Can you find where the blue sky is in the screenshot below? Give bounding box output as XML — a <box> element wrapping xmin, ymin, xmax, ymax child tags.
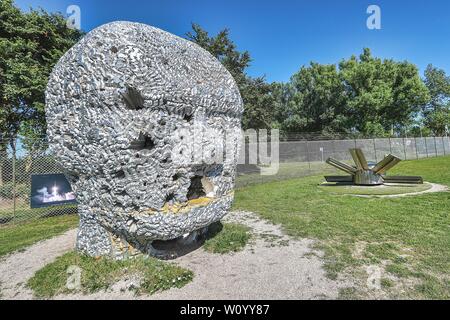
<box><xmin>14</xmin><ymin>0</ymin><xmax>450</xmax><ymax>83</ymax></box>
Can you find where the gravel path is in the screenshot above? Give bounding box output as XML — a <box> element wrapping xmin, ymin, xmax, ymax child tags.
<box><xmin>0</xmin><ymin>212</ymin><xmax>349</xmax><ymax>300</ymax></box>
<box><xmin>0</xmin><ymin>229</ymin><xmax>77</xmax><ymax>300</ymax></box>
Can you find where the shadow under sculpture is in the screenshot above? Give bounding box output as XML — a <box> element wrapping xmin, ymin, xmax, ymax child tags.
<box><xmin>45</xmin><ymin>22</ymin><xmax>243</xmax><ymax>259</ymax></box>
<box><xmin>325</xmin><ymin>148</ymin><xmax>423</xmax><ymax>186</ymax></box>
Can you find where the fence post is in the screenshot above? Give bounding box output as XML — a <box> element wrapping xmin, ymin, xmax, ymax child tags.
<box><xmin>434</xmin><ymin>136</ymin><xmax>438</xmax><ymax>157</ymax></box>
<box><xmin>305</xmin><ymin>140</ymin><xmax>311</xmax><ymax>174</ymax></box>
<box><xmin>402</xmin><ymin>137</ymin><xmax>407</xmax><ymax>160</ymax></box>
<box><xmin>443</xmin><ymin>136</ymin><xmax>447</xmax><ymax>156</ymax></box>
<box><xmin>414</xmin><ymin>137</ymin><xmax>419</xmax><ymax>160</ymax></box>
<box><xmin>388</xmin><ymin>137</ymin><xmax>392</xmax><ymax>154</ymax></box>
<box><xmin>373</xmin><ymin>138</ymin><xmax>377</xmax><ymax>163</ymax></box>
<box><xmin>12</xmin><ymin>139</ymin><xmax>17</xmax><ymax>223</ymax></box>
<box><xmin>331</xmin><ymin>139</ymin><xmax>336</xmax><ymax>158</ymax></box>
<box><xmin>425</xmin><ymin>137</ymin><xmax>429</xmax><ymax>158</ymax></box>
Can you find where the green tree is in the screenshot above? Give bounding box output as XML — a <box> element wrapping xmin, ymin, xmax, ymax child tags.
<box><xmin>424</xmin><ymin>109</ymin><xmax>450</xmax><ymax>136</ymax></box>
<box><xmin>0</xmin><ymin>0</ymin><xmax>83</xmax><ymax>183</ymax></box>
<box><xmin>274</xmin><ymin>49</ymin><xmax>429</xmax><ymax>137</ymax></box>
<box><xmin>275</xmin><ymin>63</ymin><xmax>348</xmax><ymax>135</ymax></box>
<box><xmin>186</xmin><ymin>24</ymin><xmax>250</xmax><ymax>87</ymax></box>
<box><xmin>240</xmin><ymin>77</ymin><xmax>277</xmax><ymax>129</ymax></box>
<box><xmin>339</xmin><ymin>48</ymin><xmax>429</xmax><ymax>136</ymax></box>
<box><xmin>0</xmin><ymin>0</ymin><xmax>83</xmax><ymax>142</ymax></box>
<box><xmin>186</xmin><ymin>23</ymin><xmax>275</xmax><ymax>129</ymax></box>
<box><xmin>423</xmin><ymin>64</ymin><xmax>450</xmax><ymax>135</ymax></box>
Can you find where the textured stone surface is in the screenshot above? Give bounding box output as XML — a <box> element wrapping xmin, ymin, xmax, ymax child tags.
<box><xmin>45</xmin><ymin>21</ymin><xmax>243</xmax><ymax>258</ymax></box>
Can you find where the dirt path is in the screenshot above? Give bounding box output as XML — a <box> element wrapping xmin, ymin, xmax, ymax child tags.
<box><xmin>150</xmin><ymin>211</ymin><xmax>350</xmax><ymax>300</ymax></box>
<box><xmin>0</xmin><ymin>229</ymin><xmax>77</xmax><ymax>300</ymax></box>
<box><xmin>0</xmin><ymin>212</ymin><xmax>350</xmax><ymax>300</ymax></box>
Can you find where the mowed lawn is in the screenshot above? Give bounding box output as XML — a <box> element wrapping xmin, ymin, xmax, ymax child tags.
<box><xmin>0</xmin><ymin>214</ymin><xmax>79</xmax><ymax>257</ymax></box>
<box><xmin>1</xmin><ymin>156</ymin><xmax>448</xmax><ymax>299</ymax></box>
<box><xmin>233</xmin><ymin>155</ymin><xmax>450</xmax><ymax>299</ymax></box>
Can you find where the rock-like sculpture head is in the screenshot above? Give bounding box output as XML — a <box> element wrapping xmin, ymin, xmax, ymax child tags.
<box><xmin>45</xmin><ymin>22</ymin><xmax>243</xmax><ymax>258</ymax></box>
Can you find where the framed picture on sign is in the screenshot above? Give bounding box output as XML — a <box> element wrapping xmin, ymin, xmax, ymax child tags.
<box><xmin>30</xmin><ymin>173</ymin><xmax>77</xmax><ymax>209</ymax></box>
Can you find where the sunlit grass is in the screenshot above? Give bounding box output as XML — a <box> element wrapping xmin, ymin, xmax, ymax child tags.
<box><xmin>203</xmin><ymin>222</ymin><xmax>251</xmax><ymax>254</ymax></box>
<box><xmin>27</xmin><ymin>251</ymin><xmax>193</xmax><ymax>298</ymax></box>
<box><xmin>233</xmin><ymin>156</ymin><xmax>450</xmax><ymax>299</ymax></box>
<box><xmin>0</xmin><ymin>214</ymin><xmax>78</xmax><ymax>257</ymax></box>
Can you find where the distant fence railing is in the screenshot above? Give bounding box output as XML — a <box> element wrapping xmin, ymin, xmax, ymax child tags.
<box><xmin>1</xmin><ymin>135</ymin><xmax>449</xmax><ymax>225</ymax></box>
<box><xmin>236</xmin><ymin>135</ymin><xmax>450</xmax><ymax>186</ymax></box>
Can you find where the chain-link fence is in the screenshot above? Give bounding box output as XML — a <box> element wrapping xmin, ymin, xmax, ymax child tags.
<box><xmin>0</xmin><ymin>138</ymin><xmax>77</xmax><ymax>225</ymax></box>
<box><xmin>235</xmin><ymin>135</ymin><xmax>450</xmax><ymax>187</ymax></box>
<box><xmin>1</xmin><ymin>135</ymin><xmax>449</xmax><ymax>225</ymax></box>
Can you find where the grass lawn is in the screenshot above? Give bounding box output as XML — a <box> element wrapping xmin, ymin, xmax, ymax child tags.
<box><xmin>0</xmin><ymin>214</ymin><xmax>78</xmax><ymax>257</ymax></box>
<box><xmin>27</xmin><ymin>251</ymin><xmax>193</xmax><ymax>298</ymax></box>
<box><xmin>233</xmin><ymin>155</ymin><xmax>450</xmax><ymax>299</ymax></box>
<box><xmin>236</xmin><ymin>161</ymin><xmax>339</xmax><ymax>187</ymax></box>
<box><xmin>203</xmin><ymin>222</ymin><xmax>251</xmax><ymax>254</ymax></box>
<box><xmin>0</xmin><ymin>204</ymin><xmax>77</xmax><ymax>223</ymax></box>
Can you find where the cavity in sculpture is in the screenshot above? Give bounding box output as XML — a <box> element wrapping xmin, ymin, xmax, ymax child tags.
<box><xmin>45</xmin><ymin>22</ymin><xmax>243</xmax><ymax>258</ymax></box>
<box><xmin>325</xmin><ymin>148</ymin><xmax>423</xmax><ymax>185</ymax></box>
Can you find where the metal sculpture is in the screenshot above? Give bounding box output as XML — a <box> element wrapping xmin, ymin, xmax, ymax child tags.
<box><xmin>325</xmin><ymin>148</ymin><xmax>423</xmax><ymax>185</ymax></box>
<box><xmin>45</xmin><ymin>22</ymin><xmax>243</xmax><ymax>259</ymax></box>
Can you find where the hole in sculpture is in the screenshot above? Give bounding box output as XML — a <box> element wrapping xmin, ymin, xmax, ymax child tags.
<box><xmin>166</xmin><ymin>193</ymin><xmax>175</xmax><ymax>203</ymax></box>
<box><xmin>173</xmin><ymin>173</ymin><xmax>182</xmax><ymax>181</ymax></box>
<box><xmin>114</xmin><ymin>170</ymin><xmax>125</xmax><ymax>179</ymax></box>
<box><xmin>187</xmin><ymin>176</ymin><xmax>206</xmax><ymax>200</ymax></box>
<box><xmin>130</xmin><ymin>133</ymin><xmax>155</xmax><ymax>151</ymax></box>
<box><xmin>143</xmin><ymin>136</ymin><xmax>155</xmax><ymax>149</ymax></box>
<box><xmin>121</xmin><ymin>86</ymin><xmax>144</xmax><ymax>110</ymax></box>
<box><xmin>183</xmin><ymin>113</ymin><xmax>193</xmax><ymax>123</ymax></box>
<box><xmin>201</xmin><ymin>177</ymin><xmax>214</xmax><ymax>196</ymax></box>
<box><xmin>162</xmin><ymin>155</ymin><xmax>170</xmax><ymax>164</ymax></box>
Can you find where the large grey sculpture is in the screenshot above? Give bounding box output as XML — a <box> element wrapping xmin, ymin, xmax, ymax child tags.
<box><xmin>45</xmin><ymin>21</ymin><xmax>243</xmax><ymax>258</ymax></box>
<box><xmin>325</xmin><ymin>148</ymin><xmax>423</xmax><ymax>185</ymax></box>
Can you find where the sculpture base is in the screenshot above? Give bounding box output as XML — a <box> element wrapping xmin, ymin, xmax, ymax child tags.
<box><xmin>354</xmin><ymin>170</ymin><xmax>384</xmax><ymax>185</ymax></box>
<box><xmin>76</xmin><ymin>210</ymin><xmax>214</xmax><ymax>260</ymax></box>
<box><xmin>319</xmin><ymin>181</ymin><xmax>434</xmax><ymax>197</ymax></box>
<box><xmin>147</xmin><ymin>227</ymin><xmax>210</xmax><ymax>260</ymax></box>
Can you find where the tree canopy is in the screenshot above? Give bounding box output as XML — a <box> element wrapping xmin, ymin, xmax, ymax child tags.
<box><xmin>0</xmin><ymin>0</ymin><xmax>83</xmax><ymax>145</ymax></box>
<box><xmin>271</xmin><ymin>48</ymin><xmax>431</xmax><ymax>137</ymax></box>
<box><xmin>273</xmin><ymin>63</ymin><xmax>348</xmax><ymax>135</ymax></box>
<box><xmin>422</xmin><ymin>64</ymin><xmax>450</xmax><ymax>136</ymax></box>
